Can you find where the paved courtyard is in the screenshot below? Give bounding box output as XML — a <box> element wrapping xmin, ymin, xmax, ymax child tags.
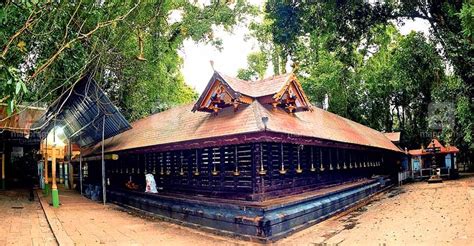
<box><xmin>0</xmin><ymin>189</ymin><xmax>57</xmax><ymax>246</ymax></box>
<box><xmin>280</xmin><ymin>174</ymin><xmax>474</xmax><ymax>245</ymax></box>
<box><xmin>1</xmin><ymin>174</ymin><xmax>473</xmax><ymax>245</ymax></box>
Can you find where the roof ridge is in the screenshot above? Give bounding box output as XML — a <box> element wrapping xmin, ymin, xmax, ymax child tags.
<box><xmin>251</xmin><ymin>100</ymin><xmax>265</xmax><ymax>131</ymax></box>
<box><xmin>245</xmin><ymin>73</ymin><xmax>292</xmax><ymax>83</ymax></box>
<box><xmin>216</xmin><ymin>71</ymin><xmax>292</xmax><ymax>83</ymax></box>
<box><xmin>216</xmin><ymin>71</ymin><xmax>251</xmax><ymax>83</ymax></box>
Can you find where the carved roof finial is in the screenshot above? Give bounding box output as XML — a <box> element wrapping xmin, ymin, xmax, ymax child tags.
<box><xmin>210</xmin><ymin>60</ymin><xmax>215</xmax><ymax>71</ymax></box>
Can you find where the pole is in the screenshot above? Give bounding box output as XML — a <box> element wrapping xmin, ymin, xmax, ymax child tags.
<box><xmin>51</xmin><ymin>146</ymin><xmax>59</xmax><ymax>207</ymax></box>
<box><xmin>44</xmin><ymin>138</ymin><xmax>49</xmax><ymax>195</ymax></box>
<box><xmin>65</xmin><ymin>141</ymin><xmax>71</xmax><ymax>189</ymax></box>
<box><xmin>51</xmin><ymin>123</ymin><xmax>60</xmax><ymax>207</ymax></box>
<box><xmin>59</xmin><ymin>161</ymin><xmax>63</xmax><ymax>184</ymax></box>
<box><xmin>1</xmin><ymin>140</ymin><xmax>4</xmax><ymax>190</ymax></box>
<box><xmin>79</xmin><ymin>147</ymin><xmax>83</xmax><ymax>195</ymax></box>
<box><xmin>1</xmin><ymin>153</ymin><xmax>5</xmax><ymax>190</ymax></box>
<box><xmin>101</xmin><ymin>115</ymin><xmax>106</xmax><ymax>205</ymax></box>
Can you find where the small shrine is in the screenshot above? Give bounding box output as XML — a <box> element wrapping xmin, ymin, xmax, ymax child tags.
<box><xmin>408</xmin><ymin>138</ymin><xmax>459</xmax><ymax>179</ymax></box>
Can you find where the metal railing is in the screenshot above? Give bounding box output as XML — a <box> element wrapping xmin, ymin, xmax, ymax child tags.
<box><xmin>412</xmin><ymin>167</ymin><xmax>450</xmax><ymax>179</ymax></box>
<box><xmin>398</xmin><ymin>167</ymin><xmax>451</xmax><ymax>185</ymax></box>
<box><xmin>398</xmin><ymin>171</ymin><xmax>411</xmax><ymax>186</ymax></box>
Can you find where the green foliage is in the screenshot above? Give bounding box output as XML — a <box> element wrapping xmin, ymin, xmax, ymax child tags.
<box><xmin>1</xmin><ymin>0</ymin><xmax>254</xmax><ymax>121</ymax></box>
<box><xmin>236</xmin><ymin>51</ymin><xmax>268</xmax><ymax>80</ymax></box>
<box><xmin>459</xmin><ymin>2</ymin><xmax>474</xmax><ymax>40</ymax></box>
<box><xmin>259</xmin><ymin>0</ymin><xmax>473</xmax><ymax>163</ymax></box>
<box><xmin>236</xmin><ymin>68</ymin><xmax>255</xmax><ymax>81</ymax></box>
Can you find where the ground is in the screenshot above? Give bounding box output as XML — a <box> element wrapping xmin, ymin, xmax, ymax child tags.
<box><xmin>279</xmin><ymin>174</ymin><xmax>474</xmax><ymax>246</ymax></box>
<box><xmin>0</xmin><ymin>190</ymin><xmax>56</xmax><ymax>246</ymax></box>
<box><xmin>1</xmin><ymin>174</ymin><xmax>473</xmax><ymax>246</ymax></box>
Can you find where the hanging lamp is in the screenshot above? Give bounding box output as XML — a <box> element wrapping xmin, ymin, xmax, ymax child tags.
<box><xmin>194</xmin><ymin>149</ymin><xmax>200</xmax><ymax>176</ymax></box>
<box><xmin>179</xmin><ymin>151</ymin><xmax>185</xmax><ymax>176</ymax></box>
<box><xmin>329</xmin><ymin>149</ymin><xmax>334</xmax><ymax>171</ymax></box>
<box><xmin>349</xmin><ymin>152</ymin><xmax>353</xmax><ymax>169</ymax></box>
<box><xmin>310</xmin><ymin>147</ymin><xmax>316</xmax><ymax>172</ymax></box>
<box><xmin>319</xmin><ymin>148</ymin><xmax>325</xmax><ymax>171</ymax></box>
<box><xmin>159</xmin><ymin>153</ymin><xmax>165</xmax><ymax>175</ymax></box>
<box><xmin>144</xmin><ymin>155</ymin><xmax>147</xmax><ymax>174</ymax></box>
<box><xmin>165</xmin><ymin>154</ymin><xmax>171</xmax><ymax>175</ymax></box>
<box><xmin>296</xmin><ymin>145</ymin><xmax>303</xmax><ymax>174</ymax></box>
<box><xmin>258</xmin><ymin>143</ymin><xmax>267</xmax><ymax>175</ymax></box>
<box><xmin>211</xmin><ymin>148</ymin><xmax>219</xmax><ymax>176</ymax></box>
<box><xmin>279</xmin><ymin>143</ymin><xmax>287</xmax><ymax>175</ymax></box>
<box><xmin>233</xmin><ymin>146</ymin><xmax>240</xmax><ymax>176</ymax></box>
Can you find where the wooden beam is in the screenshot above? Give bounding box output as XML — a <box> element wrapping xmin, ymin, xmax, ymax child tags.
<box><xmin>72</xmin><ymin>154</ymin><xmax>118</xmax><ymax>162</ymax></box>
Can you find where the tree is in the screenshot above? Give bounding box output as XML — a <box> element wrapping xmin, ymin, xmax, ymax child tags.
<box><xmin>1</xmin><ymin>0</ymin><xmax>255</xmax><ymax>121</ymax></box>
<box><xmin>261</xmin><ymin>0</ymin><xmax>473</xmax><ymax>163</ymax></box>
<box><xmin>236</xmin><ymin>51</ymin><xmax>268</xmax><ymax>80</ymax></box>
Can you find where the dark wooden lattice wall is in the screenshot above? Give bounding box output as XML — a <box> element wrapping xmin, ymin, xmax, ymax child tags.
<box><xmin>104</xmin><ymin>142</ymin><xmax>388</xmax><ymax>201</ymax></box>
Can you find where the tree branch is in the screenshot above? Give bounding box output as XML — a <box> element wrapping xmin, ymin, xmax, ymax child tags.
<box><xmin>1</xmin><ymin>9</ymin><xmax>41</xmax><ymax>59</ymax></box>
<box><xmin>27</xmin><ymin>1</ymin><xmax>140</xmax><ymax>82</ymax></box>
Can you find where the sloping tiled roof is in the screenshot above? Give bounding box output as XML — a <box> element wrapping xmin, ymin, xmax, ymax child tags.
<box><xmin>261</xmin><ymin>103</ymin><xmax>401</xmax><ymax>152</ymax></box>
<box><xmin>218</xmin><ymin>72</ymin><xmax>292</xmax><ymax>98</ymax></box>
<box><xmin>384</xmin><ymin>132</ymin><xmax>401</xmax><ymax>142</ymax></box>
<box><xmin>408</xmin><ymin>139</ymin><xmax>459</xmax><ymax>156</ymax></box>
<box><xmin>86</xmin><ymin>100</ymin><xmax>402</xmax><ymax>155</ymax></box>
<box><xmin>0</xmin><ymin>104</ymin><xmax>45</xmax><ymax>134</ymax></box>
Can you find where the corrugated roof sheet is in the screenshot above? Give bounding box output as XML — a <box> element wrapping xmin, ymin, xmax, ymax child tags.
<box><xmin>32</xmin><ymin>77</ymin><xmax>131</xmax><ymax>147</ymax></box>
<box><xmin>86</xmin><ymin>100</ymin><xmax>402</xmax><ymax>155</ymax></box>
<box><xmin>0</xmin><ymin>104</ymin><xmax>45</xmax><ymax>134</ymax></box>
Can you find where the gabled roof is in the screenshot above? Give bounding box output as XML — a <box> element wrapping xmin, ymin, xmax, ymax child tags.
<box><xmin>408</xmin><ymin>138</ymin><xmax>459</xmax><ymax>156</ymax></box>
<box><xmin>219</xmin><ymin>72</ymin><xmax>292</xmax><ymax>98</ymax></box>
<box><xmin>32</xmin><ymin>77</ymin><xmax>131</xmax><ymax>147</ymax></box>
<box><xmin>427</xmin><ymin>139</ymin><xmax>443</xmax><ymax>149</ymax></box>
<box><xmin>85</xmin><ymin>99</ymin><xmax>402</xmax><ymax>155</ymax></box>
<box><xmin>384</xmin><ymin>132</ymin><xmax>401</xmax><ymax>143</ymax></box>
<box><xmin>193</xmin><ymin>72</ymin><xmax>310</xmax><ymax>112</ymax></box>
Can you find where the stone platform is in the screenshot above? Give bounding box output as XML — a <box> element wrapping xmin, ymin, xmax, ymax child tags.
<box><xmin>107</xmin><ymin>177</ymin><xmax>391</xmax><ymax>241</ymax></box>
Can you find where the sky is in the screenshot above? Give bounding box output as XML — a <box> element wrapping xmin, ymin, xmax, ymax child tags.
<box><xmin>179</xmin><ymin>3</ymin><xmax>431</xmax><ymax>94</ymax></box>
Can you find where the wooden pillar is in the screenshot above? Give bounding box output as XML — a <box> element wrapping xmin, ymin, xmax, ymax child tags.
<box><xmin>44</xmin><ymin>148</ymin><xmax>49</xmax><ymax>195</ymax></box>
<box><xmin>79</xmin><ymin>148</ymin><xmax>83</xmax><ymax>195</ymax></box>
<box><xmin>1</xmin><ymin>140</ymin><xmax>4</xmax><ymax>189</ymax></box>
<box><xmin>66</xmin><ymin>141</ymin><xmax>71</xmax><ymax>189</ymax></box>
<box><xmin>51</xmin><ymin>147</ymin><xmax>60</xmax><ymax>207</ymax></box>
<box><xmin>101</xmin><ymin>116</ymin><xmax>106</xmax><ymax>205</ymax></box>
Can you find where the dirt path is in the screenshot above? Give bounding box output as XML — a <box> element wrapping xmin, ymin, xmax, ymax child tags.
<box><xmin>5</xmin><ymin>175</ymin><xmax>473</xmax><ymax>245</ymax></box>
<box><xmin>37</xmin><ymin>189</ymin><xmax>247</xmax><ymax>246</ymax></box>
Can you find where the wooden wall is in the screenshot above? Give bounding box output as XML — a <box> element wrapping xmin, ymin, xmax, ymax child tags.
<box><xmin>95</xmin><ymin>142</ymin><xmax>392</xmax><ymax>201</ymax></box>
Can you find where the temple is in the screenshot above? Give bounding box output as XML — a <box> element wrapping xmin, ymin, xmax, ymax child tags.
<box><xmin>80</xmin><ymin>72</ymin><xmax>403</xmax><ymax>240</ymax></box>
<box><xmin>407</xmin><ymin>138</ymin><xmax>459</xmax><ymax>179</ymax></box>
